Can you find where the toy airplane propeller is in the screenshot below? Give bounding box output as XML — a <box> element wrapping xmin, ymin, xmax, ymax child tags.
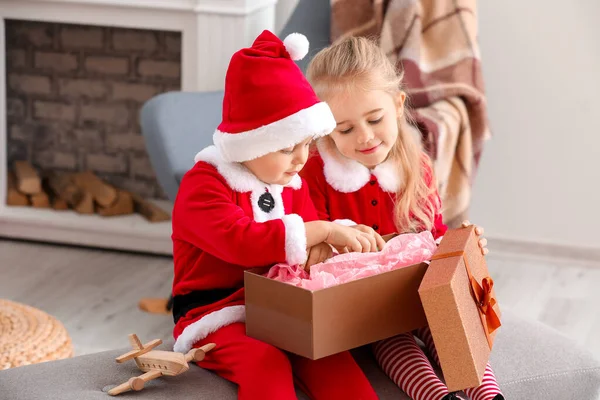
<box><xmin>108</xmin><ymin>333</ymin><xmax>216</xmax><ymax>396</ymax></box>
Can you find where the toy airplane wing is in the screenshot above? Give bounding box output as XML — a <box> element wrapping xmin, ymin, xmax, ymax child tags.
<box><xmin>115</xmin><ymin>334</ymin><xmax>163</xmax><ymax>363</ymax></box>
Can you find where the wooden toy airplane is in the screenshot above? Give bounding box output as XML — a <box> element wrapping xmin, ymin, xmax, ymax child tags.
<box><xmin>108</xmin><ymin>333</ymin><xmax>216</xmax><ymax>396</ymax></box>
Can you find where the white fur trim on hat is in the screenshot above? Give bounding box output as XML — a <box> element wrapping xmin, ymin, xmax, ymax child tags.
<box><xmin>173</xmin><ymin>305</ymin><xmax>246</xmax><ymax>354</ymax></box>
<box><xmin>316</xmin><ymin>140</ymin><xmax>402</xmax><ymax>193</ymax></box>
<box><xmin>214</xmin><ymin>102</ymin><xmax>336</xmax><ymax>163</ymax></box>
<box><xmin>283</xmin><ymin>33</ymin><xmax>309</xmax><ymax>61</ymax></box>
<box><xmin>282</xmin><ymin>214</ymin><xmax>308</xmax><ymax>266</ymax></box>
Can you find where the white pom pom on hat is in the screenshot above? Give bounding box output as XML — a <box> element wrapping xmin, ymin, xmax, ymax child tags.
<box><xmin>283</xmin><ymin>33</ymin><xmax>309</xmax><ymax>61</ymax></box>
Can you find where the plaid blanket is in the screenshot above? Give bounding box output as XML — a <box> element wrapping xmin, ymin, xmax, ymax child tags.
<box><xmin>331</xmin><ymin>0</ymin><xmax>489</xmax><ymax>226</ymax></box>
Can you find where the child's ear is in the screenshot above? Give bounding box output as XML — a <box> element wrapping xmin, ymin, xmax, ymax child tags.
<box><xmin>395</xmin><ymin>92</ymin><xmax>406</xmax><ymax>115</ymax></box>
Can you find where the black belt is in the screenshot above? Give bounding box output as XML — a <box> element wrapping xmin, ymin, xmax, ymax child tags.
<box><xmin>172</xmin><ymin>288</ymin><xmax>240</xmax><ymax>324</ymax></box>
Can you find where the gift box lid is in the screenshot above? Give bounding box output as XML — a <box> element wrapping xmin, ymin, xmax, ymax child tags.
<box><xmin>418</xmin><ymin>226</ymin><xmax>501</xmax><ymax>391</ymax></box>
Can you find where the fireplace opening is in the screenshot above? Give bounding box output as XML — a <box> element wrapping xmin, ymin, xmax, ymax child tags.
<box><xmin>5</xmin><ymin>19</ymin><xmax>181</xmax><ymax>224</ymax></box>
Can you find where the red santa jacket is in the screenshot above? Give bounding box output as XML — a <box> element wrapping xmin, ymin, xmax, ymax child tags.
<box><xmin>171</xmin><ymin>145</ymin><xmax>318</xmax><ymax>353</ymax></box>
<box><xmin>300</xmin><ymin>143</ymin><xmax>447</xmax><ymax>239</ymax></box>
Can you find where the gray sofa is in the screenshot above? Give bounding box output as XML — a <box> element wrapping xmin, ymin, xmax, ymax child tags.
<box><xmin>2</xmin><ymin>311</ymin><xmax>599</xmax><ymax>399</ymax></box>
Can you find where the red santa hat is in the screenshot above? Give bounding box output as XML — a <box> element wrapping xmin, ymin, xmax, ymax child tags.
<box><xmin>213</xmin><ymin>30</ymin><xmax>336</xmax><ymax>163</ymax></box>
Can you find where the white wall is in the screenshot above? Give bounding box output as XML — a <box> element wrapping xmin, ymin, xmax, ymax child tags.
<box><xmin>470</xmin><ymin>0</ymin><xmax>600</xmax><ymax>249</ymax></box>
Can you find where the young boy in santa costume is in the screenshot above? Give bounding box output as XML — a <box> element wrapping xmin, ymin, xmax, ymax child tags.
<box><xmin>170</xmin><ymin>30</ymin><xmax>381</xmax><ymax>400</ymax></box>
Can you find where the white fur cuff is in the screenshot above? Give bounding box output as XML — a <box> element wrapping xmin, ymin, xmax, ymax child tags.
<box><xmin>173</xmin><ymin>305</ymin><xmax>246</xmax><ymax>354</ymax></box>
<box><xmin>333</xmin><ymin>219</ymin><xmax>357</xmax><ymax>227</ymax></box>
<box><xmin>282</xmin><ymin>214</ymin><xmax>307</xmax><ymax>266</ymax></box>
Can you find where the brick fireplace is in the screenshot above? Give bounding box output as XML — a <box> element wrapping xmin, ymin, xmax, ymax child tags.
<box><xmin>0</xmin><ymin>0</ymin><xmax>278</xmax><ymax>254</ymax></box>
<box><xmin>6</xmin><ymin>19</ymin><xmax>182</xmax><ymax>199</ymax></box>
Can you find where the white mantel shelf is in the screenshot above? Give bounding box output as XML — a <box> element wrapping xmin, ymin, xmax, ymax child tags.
<box><xmin>0</xmin><ymin>0</ymin><xmax>277</xmax><ymax>254</ymax></box>
<box><xmin>24</xmin><ymin>0</ymin><xmax>279</xmax><ymax>14</ymax></box>
<box><xmin>0</xmin><ymin>0</ymin><xmax>277</xmax><ymax>92</ymax></box>
<box><xmin>0</xmin><ymin>203</ymin><xmax>173</xmax><ymax>255</ymax></box>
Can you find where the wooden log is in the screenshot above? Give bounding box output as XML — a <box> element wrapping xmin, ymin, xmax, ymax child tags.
<box><xmin>131</xmin><ymin>193</ymin><xmax>170</xmax><ymax>223</ymax></box>
<box><xmin>138</xmin><ymin>298</ymin><xmax>170</xmax><ymax>315</ymax></box>
<box><xmin>52</xmin><ymin>197</ymin><xmax>69</xmax><ymax>211</ymax></box>
<box><xmin>74</xmin><ymin>191</ymin><xmax>94</xmax><ymax>214</ymax></box>
<box><xmin>7</xmin><ymin>172</ymin><xmax>30</xmax><ymax>206</ymax></box>
<box><xmin>30</xmin><ymin>191</ymin><xmax>50</xmax><ymax>208</ymax></box>
<box><xmin>41</xmin><ymin>175</ymin><xmax>69</xmax><ymax>211</ymax></box>
<box><xmin>47</xmin><ymin>172</ymin><xmax>84</xmax><ymax>207</ymax></box>
<box><xmin>73</xmin><ymin>171</ymin><xmax>118</xmax><ymax>207</ymax></box>
<box><xmin>98</xmin><ymin>190</ymin><xmax>134</xmax><ymax>217</ymax></box>
<box><xmin>14</xmin><ymin>161</ymin><xmax>41</xmax><ymax>194</ymax></box>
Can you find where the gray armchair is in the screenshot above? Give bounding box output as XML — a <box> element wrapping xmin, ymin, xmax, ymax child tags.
<box><xmin>141</xmin><ymin>91</ymin><xmax>223</xmax><ymax>201</ymax></box>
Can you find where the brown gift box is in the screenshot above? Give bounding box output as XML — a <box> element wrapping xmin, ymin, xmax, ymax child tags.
<box><xmin>418</xmin><ymin>225</ymin><xmax>502</xmax><ymax>391</ymax></box>
<box><xmin>244</xmin><ymin>261</ymin><xmax>428</xmax><ymax>360</ymax></box>
<box><xmin>245</xmin><ymin>226</ymin><xmax>501</xmax><ymax>387</ymax></box>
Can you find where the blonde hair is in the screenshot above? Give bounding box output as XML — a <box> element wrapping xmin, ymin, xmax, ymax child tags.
<box><xmin>307</xmin><ymin>36</ymin><xmax>437</xmax><ymax>233</ymax></box>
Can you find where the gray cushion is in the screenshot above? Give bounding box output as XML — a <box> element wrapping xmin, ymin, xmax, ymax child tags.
<box><xmin>1</xmin><ymin>310</ymin><xmax>598</xmax><ymax>399</ymax></box>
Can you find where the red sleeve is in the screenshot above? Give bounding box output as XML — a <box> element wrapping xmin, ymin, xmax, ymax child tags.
<box><xmin>172</xmin><ymin>162</ymin><xmax>308</xmax><ymax>267</ymax></box>
<box><xmin>422</xmin><ymin>154</ymin><xmax>448</xmax><ymax>240</ymax></box>
<box><xmin>300</xmin><ymin>155</ymin><xmax>331</xmax><ymax>221</ymax></box>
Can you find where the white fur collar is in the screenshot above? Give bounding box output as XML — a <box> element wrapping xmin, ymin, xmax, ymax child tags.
<box><xmin>316</xmin><ymin>141</ymin><xmax>401</xmax><ymax>193</ymax></box>
<box><xmin>194</xmin><ymin>146</ymin><xmax>302</xmax><ymax>193</ymax></box>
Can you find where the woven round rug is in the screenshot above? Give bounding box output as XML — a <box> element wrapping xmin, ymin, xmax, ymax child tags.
<box><xmin>0</xmin><ymin>299</ymin><xmax>73</xmax><ymax>370</ymax></box>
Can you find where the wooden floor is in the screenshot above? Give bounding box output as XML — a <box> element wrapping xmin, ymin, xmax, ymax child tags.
<box><xmin>0</xmin><ymin>239</ymin><xmax>173</xmax><ymax>356</ymax></box>
<box><xmin>1</xmin><ymin>238</ymin><xmax>599</xmax><ymax>360</ymax></box>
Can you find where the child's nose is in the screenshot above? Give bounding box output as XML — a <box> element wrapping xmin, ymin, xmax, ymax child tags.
<box><xmin>356</xmin><ymin>125</ymin><xmax>374</xmax><ymax>144</ymax></box>
<box><xmin>292</xmin><ymin>147</ymin><xmax>309</xmax><ymax>165</ymax></box>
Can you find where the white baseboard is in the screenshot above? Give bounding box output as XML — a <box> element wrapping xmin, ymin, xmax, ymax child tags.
<box><xmin>489</xmin><ymin>235</ymin><xmax>600</xmax><ymax>267</ymax></box>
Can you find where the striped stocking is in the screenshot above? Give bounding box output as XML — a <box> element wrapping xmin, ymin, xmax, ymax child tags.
<box><xmin>373</xmin><ymin>332</ymin><xmax>450</xmax><ymax>400</ymax></box>
<box><xmin>415</xmin><ymin>327</ymin><xmax>503</xmax><ymax>400</ymax></box>
<box><xmin>463</xmin><ymin>364</ymin><xmax>503</xmax><ymax>400</ymax></box>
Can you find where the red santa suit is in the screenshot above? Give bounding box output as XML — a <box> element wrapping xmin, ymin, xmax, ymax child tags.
<box><xmin>170</xmin><ymin>30</ymin><xmax>378</xmax><ymax>400</ymax></box>
<box><xmin>301</xmin><ymin>141</ymin><xmax>447</xmax><ymax>239</ymax></box>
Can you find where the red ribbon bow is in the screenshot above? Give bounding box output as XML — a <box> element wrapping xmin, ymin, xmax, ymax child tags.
<box><xmin>431</xmin><ymin>251</ymin><xmax>501</xmax><ymax>348</ymax></box>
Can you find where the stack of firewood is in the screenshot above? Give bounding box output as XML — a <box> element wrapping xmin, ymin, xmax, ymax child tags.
<box><xmin>7</xmin><ymin>161</ymin><xmax>170</xmax><ymax>222</ymax></box>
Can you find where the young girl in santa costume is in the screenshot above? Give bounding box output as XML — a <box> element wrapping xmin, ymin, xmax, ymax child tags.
<box><xmin>301</xmin><ymin>37</ymin><xmax>504</xmax><ymax>400</ymax></box>
<box><xmin>170</xmin><ymin>31</ymin><xmax>382</xmax><ymax>400</ymax></box>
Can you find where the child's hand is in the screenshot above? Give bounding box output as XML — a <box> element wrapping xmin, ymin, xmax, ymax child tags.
<box><xmin>304</xmin><ymin>243</ymin><xmax>334</xmax><ymax>272</ymax></box>
<box><xmin>462</xmin><ymin>220</ymin><xmax>488</xmax><ymax>255</ymax></box>
<box><xmin>350</xmin><ymin>225</ymin><xmax>386</xmax><ymax>251</ymax></box>
<box><xmin>326</xmin><ymin>223</ymin><xmax>380</xmax><ymax>253</ymax></box>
